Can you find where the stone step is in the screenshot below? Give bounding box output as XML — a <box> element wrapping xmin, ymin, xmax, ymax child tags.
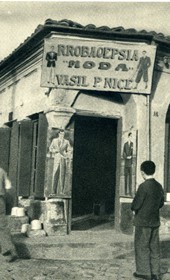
<box><xmin>12</xmin><ymin>231</ymin><xmax>170</xmax><ymax>261</ymax></box>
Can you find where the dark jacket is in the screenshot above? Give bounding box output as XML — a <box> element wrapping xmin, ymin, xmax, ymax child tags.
<box><xmin>46</xmin><ymin>51</ymin><xmax>57</xmax><ymax>67</ymax></box>
<box><xmin>131</xmin><ymin>178</ymin><xmax>164</xmax><ymax>227</ymax></box>
<box><xmin>137</xmin><ymin>56</ymin><xmax>151</xmax><ymax>71</ymax></box>
<box><xmin>123</xmin><ymin>141</ymin><xmax>133</xmax><ymax>167</ymax></box>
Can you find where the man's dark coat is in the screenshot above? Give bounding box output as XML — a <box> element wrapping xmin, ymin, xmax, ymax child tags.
<box><xmin>131</xmin><ymin>178</ymin><xmax>164</xmax><ymax>227</ymax></box>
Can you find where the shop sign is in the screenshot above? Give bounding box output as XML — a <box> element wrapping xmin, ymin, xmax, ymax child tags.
<box><xmin>41</xmin><ymin>36</ymin><xmax>157</xmax><ymax>94</ymax></box>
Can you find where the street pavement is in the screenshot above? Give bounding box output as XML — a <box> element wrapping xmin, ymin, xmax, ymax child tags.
<box><xmin>1</xmin><ymin>230</ymin><xmax>170</xmax><ymax>280</ymax></box>
<box><xmin>0</xmin><ymin>218</ymin><xmax>170</xmax><ymax>280</ymax></box>
<box><xmin>0</xmin><ymin>255</ymin><xmax>170</xmax><ymax>280</ymax></box>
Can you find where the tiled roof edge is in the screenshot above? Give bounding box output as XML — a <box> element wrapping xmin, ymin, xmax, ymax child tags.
<box><xmin>44</xmin><ymin>19</ymin><xmax>170</xmax><ymax>41</ymax></box>
<box><xmin>1</xmin><ymin>18</ymin><xmax>170</xmax><ymax>66</ymax></box>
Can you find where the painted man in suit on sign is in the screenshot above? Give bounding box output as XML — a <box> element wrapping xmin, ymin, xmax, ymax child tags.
<box><xmin>46</xmin><ymin>45</ymin><xmax>57</xmax><ymax>84</ymax></box>
<box><xmin>123</xmin><ymin>132</ymin><xmax>133</xmax><ymax>196</ymax></box>
<box><xmin>134</xmin><ymin>50</ymin><xmax>151</xmax><ymax>90</ymax></box>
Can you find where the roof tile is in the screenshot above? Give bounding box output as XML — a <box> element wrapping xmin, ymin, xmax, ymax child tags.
<box><xmin>1</xmin><ymin>18</ymin><xmax>170</xmax><ymax>66</ymax></box>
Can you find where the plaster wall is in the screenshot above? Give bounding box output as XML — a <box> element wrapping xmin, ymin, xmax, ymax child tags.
<box><xmin>73</xmin><ymin>91</ymin><xmax>125</xmax><ymax>118</ymax></box>
<box><xmin>0</xmin><ymin>65</ymin><xmax>49</xmax><ymax>125</ymax></box>
<box><xmin>135</xmin><ymin>94</ymin><xmax>150</xmax><ymax>187</ymax></box>
<box><xmin>122</xmin><ymin>94</ymin><xmax>137</xmax><ymax>132</ymax></box>
<box><xmin>0</xmin><ymin>86</ymin><xmax>13</xmax><ymax>124</ymax></box>
<box><xmin>13</xmin><ymin>67</ymin><xmax>47</xmax><ymax>120</ymax></box>
<box><xmin>151</xmin><ymin>71</ymin><xmax>170</xmax><ymax>187</ymax></box>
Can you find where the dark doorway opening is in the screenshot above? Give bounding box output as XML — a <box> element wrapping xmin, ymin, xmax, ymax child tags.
<box><xmin>72</xmin><ymin>115</ymin><xmax>117</xmax><ymax>230</ymax></box>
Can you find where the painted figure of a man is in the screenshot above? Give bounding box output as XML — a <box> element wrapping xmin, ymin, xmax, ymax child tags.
<box><xmin>123</xmin><ymin>132</ymin><xmax>133</xmax><ymax>196</ymax></box>
<box><xmin>46</xmin><ymin>45</ymin><xmax>57</xmax><ymax>84</ymax></box>
<box><xmin>134</xmin><ymin>50</ymin><xmax>151</xmax><ymax>90</ymax></box>
<box><xmin>49</xmin><ymin>129</ymin><xmax>72</xmax><ymax>196</ymax></box>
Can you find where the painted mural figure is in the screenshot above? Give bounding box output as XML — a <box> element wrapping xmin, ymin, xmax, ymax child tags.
<box><xmin>49</xmin><ymin>129</ymin><xmax>72</xmax><ymax>196</ymax></box>
<box><xmin>46</xmin><ymin>45</ymin><xmax>57</xmax><ymax>84</ymax></box>
<box><xmin>123</xmin><ymin>132</ymin><xmax>133</xmax><ymax>196</ymax></box>
<box><xmin>134</xmin><ymin>50</ymin><xmax>151</xmax><ymax>89</ymax></box>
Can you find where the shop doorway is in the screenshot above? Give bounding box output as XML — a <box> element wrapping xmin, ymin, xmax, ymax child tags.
<box><xmin>72</xmin><ymin>115</ymin><xmax>118</xmax><ymax>230</ymax></box>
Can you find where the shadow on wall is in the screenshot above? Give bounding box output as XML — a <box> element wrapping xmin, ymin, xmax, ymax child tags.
<box><xmin>150</xmin><ymin>67</ymin><xmax>162</xmax><ymax>101</ymax></box>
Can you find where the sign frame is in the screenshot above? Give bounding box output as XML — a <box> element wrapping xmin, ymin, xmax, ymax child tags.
<box><xmin>41</xmin><ymin>35</ymin><xmax>157</xmax><ymax>94</ymax></box>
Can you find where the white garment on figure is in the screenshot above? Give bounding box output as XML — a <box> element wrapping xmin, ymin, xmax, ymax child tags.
<box><xmin>49</xmin><ymin>137</ymin><xmax>72</xmax><ymax>195</ymax></box>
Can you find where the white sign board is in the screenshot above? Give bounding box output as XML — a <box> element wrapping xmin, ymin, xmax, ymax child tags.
<box><xmin>41</xmin><ymin>36</ymin><xmax>157</xmax><ymax>94</ymax></box>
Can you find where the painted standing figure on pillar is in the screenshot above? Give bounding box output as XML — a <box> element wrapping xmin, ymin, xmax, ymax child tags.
<box><xmin>49</xmin><ymin>129</ymin><xmax>73</xmax><ymax>196</ymax></box>
<box><xmin>123</xmin><ymin>132</ymin><xmax>133</xmax><ymax>196</ymax></box>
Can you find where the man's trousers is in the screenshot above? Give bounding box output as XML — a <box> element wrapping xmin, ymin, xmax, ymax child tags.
<box><xmin>134</xmin><ymin>226</ymin><xmax>161</xmax><ymax>277</ymax></box>
<box><xmin>124</xmin><ymin>166</ymin><xmax>132</xmax><ymax>195</ymax></box>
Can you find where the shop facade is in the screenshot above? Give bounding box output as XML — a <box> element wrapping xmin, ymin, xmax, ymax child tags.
<box><xmin>0</xmin><ymin>19</ymin><xmax>170</xmax><ymax>235</ymax></box>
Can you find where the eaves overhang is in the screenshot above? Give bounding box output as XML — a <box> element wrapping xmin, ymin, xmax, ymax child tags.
<box><xmin>0</xmin><ymin>19</ymin><xmax>170</xmax><ymax>71</ymax></box>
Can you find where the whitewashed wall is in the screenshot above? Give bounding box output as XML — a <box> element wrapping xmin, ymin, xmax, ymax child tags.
<box><xmin>0</xmin><ymin>64</ymin><xmax>49</xmax><ymax>125</ymax></box>
<box><xmin>151</xmin><ymin>71</ymin><xmax>170</xmax><ymax>187</ymax></box>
